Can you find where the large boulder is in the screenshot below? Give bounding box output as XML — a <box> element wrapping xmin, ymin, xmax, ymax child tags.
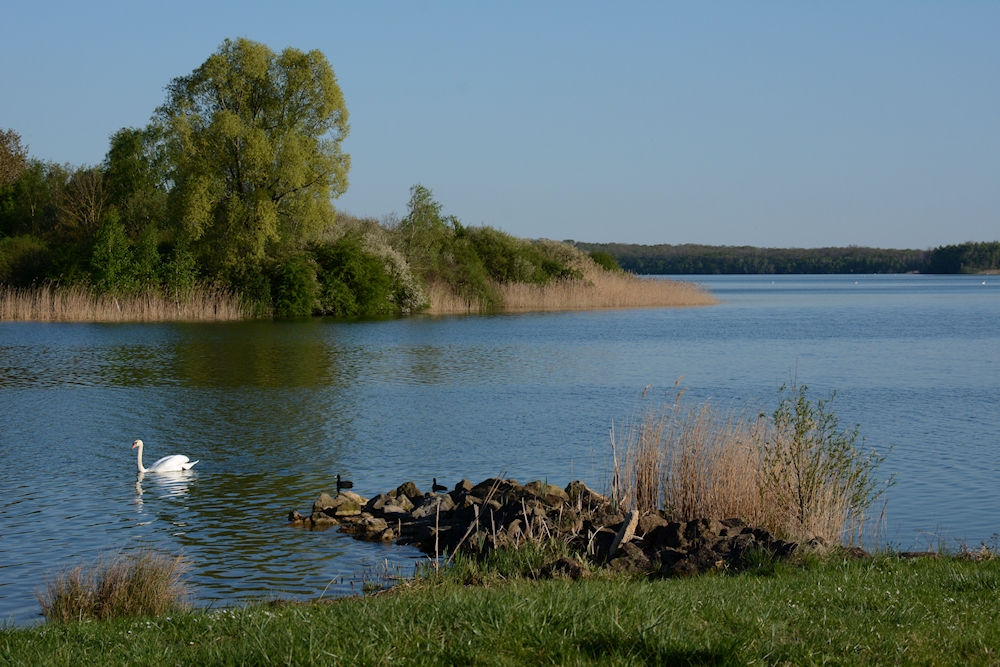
<box><xmin>524</xmin><ymin>481</ymin><xmax>570</xmax><ymax>507</ymax></box>
<box><xmin>411</xmin><ymin>494</ymin><xmax>456</xmax><ymax>519</ymax></box>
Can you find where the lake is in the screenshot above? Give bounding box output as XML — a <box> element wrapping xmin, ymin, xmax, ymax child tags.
<box><xmin>1</xmin><ymin>273</ymin><xmax>997</xmax><ymax>625</ymax></box>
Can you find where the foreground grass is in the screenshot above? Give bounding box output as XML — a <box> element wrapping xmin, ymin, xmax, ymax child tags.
<box><xmin>3</xmin><ymin>555</ymin><xmax>999</xmax><ymax>666</ymax></box>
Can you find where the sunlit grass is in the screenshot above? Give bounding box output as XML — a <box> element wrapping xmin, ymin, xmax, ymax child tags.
<box><xmin>4</xmin><ymin>555</ymin><xmax>999</xmax><ymax>665</ymax></box>
<box><xmin>0</xmin><ymin>284</ymin><xmax>250</xmax><ymax>322</ymax></box>
<box><xmin>36</xmin><ymin>550</ymin><xmax>190</xmax><ymax>623</ymax></box>
<box><xmin>426</xmin><ymin>258</ymin><xmax>715</xmax><ymax>314</ymax></box>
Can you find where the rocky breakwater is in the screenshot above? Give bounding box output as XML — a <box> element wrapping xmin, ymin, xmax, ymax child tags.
<box><xmin>288</xmin><ymin>477</ymin><xmax>801</xmax><ymax>577</ymax></box>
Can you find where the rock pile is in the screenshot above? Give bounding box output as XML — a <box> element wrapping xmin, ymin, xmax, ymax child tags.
<box><xmin>288</xmin><ymin>477</ymin><xmax>800</xmax><ymax>577</ymax></box>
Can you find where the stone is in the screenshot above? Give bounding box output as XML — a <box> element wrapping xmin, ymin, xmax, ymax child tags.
<box><xmin>657</xmin><ymin>548</ymin><xmax>687</xmax><ymax>571</ymax></box>
<box><xmin>381</xmin><ymin>505</ymin><xmax>411</xmax><ymax>517</ymax></box>
<box><xmin>684</xmin><ymin>518</ymin><xmax>722</xmax><ymax>546</ymax></box>
<box><xmin>729</xmin><ymin>532</ymin><xmax>756</xmax><ymax>555</ymax></box>
<box><xmin>646</xmin><ymin>522</ymin><xmax>686</xmax><ymax>550</ymax></box>
<box><xmin>524</xmin><ymin>481</ymin><xmax>570</xmax><ymax>507</ymax></box>
<box><xmin>288</xmin><ymin>510</ymin><xmax>306</xmax><ymax>524</ymax></box>
<box><xmin>609</xmin><ymin>509</ymin><xmax>640</xmax><ymax>557</ymax></box>
<box><xmin>613</xmin><ymin>541</ymin><xmax>651</xmax><ymax>572</ymax></box>
<box><xmin>671</xmin><ymin>559</ymin><xmax>700</xmax><ymax>577</ymax></box>
<box><xmin>637</xmin><ymin>513</ymin><xmax>668</xmax><ymax>536</ymax></box>
<box><xmin>411</xmin><ymin>494</ymin><xmax>456</xmax><ymax>519</ymax></box>
<box><xmin>454</xmin><ymin>479</ymin><xmax>475</xmax><ymax>493</ymax></box>
<box><xmin>395</xmin><ymin>481</ymin><xmax>422</xmax><ymax>500</ymax></box>
<box><xmin>312</xmin><ymin>493</ymin><xmax>339</xmax><ymax>513</ymax></box>
<box><xmin>364</xmin><ymin>494</ymin><xmax>392</xmax><ymax>512</ymax></box>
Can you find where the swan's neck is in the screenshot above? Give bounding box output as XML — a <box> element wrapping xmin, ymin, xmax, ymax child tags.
<box><xmin>136</xmin><ymin>445</ymin><xmax>147</xmax><ymax>473</ymax></box>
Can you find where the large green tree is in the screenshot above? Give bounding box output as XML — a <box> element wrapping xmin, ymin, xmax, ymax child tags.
<box><xmin>156</xmin><ymin>38</ymin><xmax>350</xmax><ymax>279</ymax></box>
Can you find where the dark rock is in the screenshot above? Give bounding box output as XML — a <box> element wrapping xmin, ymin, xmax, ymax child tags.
<box><xmin>646</xmin><ymin>522</ymin><xmax>686</xmax><ymax>550</ymax></box>
<box><xmin>671</xmin><ymin>559</ymin><xmax>700</xmax><ymax>577</ymax></box>
<box><xmin>637</xmin><ymin>513</ymin><xmax>668</xmax><ymax>537</ymax></box>
<box><xmin>729</xmin><ymin>532</ymin><xmax>757</xmax><ymax>556</ymax></box>
<box><xmin>288</xmin><ymin>510</ymin><xmax>306</xmax><ymax>524</ymax></box>
<box><xmin>411</xmin><ymin>494</ymin><xmax>456</xmax><ymax>519</ymax></box>
<box><xmin>394</xmin><ymin>482</ymin><xmax>422</xmax><ymax>500</ymax></box>
<box><xmin>524</xmin><ymin>481</ymin><xmax>570</xmax><ymax>507</ymax></box>
<box><xmin>454</xmin><ymin>479</ymin><xmax>474</xmax><ymax>493</ymax></box>
<box><xmin>364</xmin><ymin>494</ymin><xmax>392</xmax><ymax>512</ymax></box>
<box><xmin>657</xmin><ymin>548</ymin><xmax>687</xmax><ymax>571</ymax></box>
<box><xmin>612</xmin><ymin>541</ymin><xmax>651</xmax><ymax>572</ymax></box>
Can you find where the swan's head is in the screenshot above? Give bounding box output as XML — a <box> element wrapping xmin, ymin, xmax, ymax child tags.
<box><xmin>131</xmin><ymin>439</ymin><xmax>143</xmax><ymax>450</ymax></box>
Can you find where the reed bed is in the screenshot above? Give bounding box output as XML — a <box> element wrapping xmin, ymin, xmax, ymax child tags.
<box><xmin>610</xmin><ymin>385</ymin><xmax>887</xmax><ymax>546</ymax></box>
<box><xmin>0</xmin><ymin>284</ymin><xmax>250</xmax><ymax>322</ymax></box>
<box><xmin>426</xmin><ymin>262</ymin><xmax>716</xmax><ymax>315</ymax></box>
<box><xmin>37</xmin><ymin>549</ymin><xmax>189</xmax><ymax>623</ymax></box>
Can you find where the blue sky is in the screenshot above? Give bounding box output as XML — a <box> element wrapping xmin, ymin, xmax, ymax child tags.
<box><xmin>2</xmin><ymin>2</ymin><xmax>997</xmax><ymax>248</ymax></box>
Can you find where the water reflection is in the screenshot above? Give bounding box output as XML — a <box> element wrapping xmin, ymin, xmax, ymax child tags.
<box><xmin>134</xmin><ymin>470</ymin><xmax>195</xmax><ymax>502</ymax></box>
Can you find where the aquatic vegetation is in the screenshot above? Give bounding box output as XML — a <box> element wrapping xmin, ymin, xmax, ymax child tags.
<box><xmin>610</xmin><ymin>383</ymin><xmax>889</xmax><ymax>546</ymax></box>
<box><xmin>37</xmin><ymin>549</ymin><xmax>189</xmax><ymax>623</ymax></box>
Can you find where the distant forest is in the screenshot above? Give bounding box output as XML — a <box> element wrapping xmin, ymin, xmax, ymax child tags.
<box><xmin>572</xmin><ymin>241</ymin><xmax>1000</xmax><ymax>275</ymax></box>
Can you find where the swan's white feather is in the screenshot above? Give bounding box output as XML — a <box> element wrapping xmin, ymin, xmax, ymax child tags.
<box><xmin>148</xmin><ymin>454</ymin><xmax>197</xmax><ymax>472</ymax></box>
<box><xmin>133</xmin><ymin>439</ymin><xmax>199</xmax><ymax>473</ymax></box>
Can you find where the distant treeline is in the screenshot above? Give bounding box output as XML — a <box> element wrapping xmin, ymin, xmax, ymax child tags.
<box><xmin>571</xmin><ymin>242</ymin><xmax>1000</xmax><ymax>275</ymax></box>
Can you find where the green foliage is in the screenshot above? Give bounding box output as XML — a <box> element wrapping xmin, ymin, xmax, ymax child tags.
<box><xmin>575</xmin><ymin>242</ymin><xmax>931</xmax><ymax>274</ymax></box>
<box><xmin>311</xmin><ymin>234</ymin><xmax>395</xmax><ymax>316</ymax></box>
<box><xmin>928</xmin><ymin>241</ymin><xmax>1000</xmax><ymax>274</ymax></box>
<box><xmin>273</xmin><ymin>254</ymin><xmax>318</xmax><ymax>317</ymax></box>
<box><xmin>156</xmin><ymin>37</ymin><xmax>350</xmax><ymax>278</ymax></box>
<box><xmin>763</xmin><ymin>383</ymin><xmax>888</xmax><ymax>541</ymax></box>
<box><xmin>90</xmin><ymin>210</ymin><xmax>133</xmax><ymax>292</ymax></box>
<box><xmin>0</xmin><ymin>128</ymin><xmax>28</xmax><ymax>188</ymax></box>
<box><xmin>589</xmin><ymin>250</ymin><xmax>621</xmax><ymax>272</ymax></box>
<box><xmin>103</xmin><ymin>126</ymin><xmax>168</xmax><ymax>237</ymax></box>
<box><xmin>0</xmin><ymin>159</ymin><xmax>71</xmax><ymax>239</ymax></box>
<box><xmin>160</xmin><ymin>239</ymin><xmax>198</xmax><ymax>297</ymax></box>
<box><xmin>0</xmin><ymin>235</ymin><xmax>48</xmax><ymax>285</ymax></box>
<box><xmin>395</xmin><ymin>184</ymin><xmax>580</xmax><ymax>310</ymax></box>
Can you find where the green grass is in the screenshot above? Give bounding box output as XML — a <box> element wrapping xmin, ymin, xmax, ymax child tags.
<box><xmin>4</xmin><ymin>555</ymin><xmax>1000</xmax><ymax>665</ymax></box>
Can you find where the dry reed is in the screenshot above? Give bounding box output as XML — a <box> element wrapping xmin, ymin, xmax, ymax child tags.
<box><xmin>37</xmin><ymin>549</ymin><xmax>189</xmax><ymax>623</ymax></box>
<box><xmin>425</xmin><ymin>259</ymin><xmax>716</xmax><ymax>315</ymax></box>
<box><xmin>610</xmin><ymin>388</ymin><xmax>886</xmax><ymax>546</ymax></box>
<box><xmin>0</xmin><ymin>284</ymin><xmax>250</xmax><ymax>322</ymax></box>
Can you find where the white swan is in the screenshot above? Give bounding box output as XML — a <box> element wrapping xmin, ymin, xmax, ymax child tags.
<box><xmin>132</xmin><ymin>439</ymin><xmax>198</xmax><ymax>473</ymax></box>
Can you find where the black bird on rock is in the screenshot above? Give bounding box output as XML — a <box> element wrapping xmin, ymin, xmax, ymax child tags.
<box><xmin>432</xmin><ymin>478</ymin><xmax>447</xmax><ymax>493</ymax></box>
<box><xmin>337</xmin><ymin>474</ymin><xmax>353</xmax><ymax>492</ymax></box>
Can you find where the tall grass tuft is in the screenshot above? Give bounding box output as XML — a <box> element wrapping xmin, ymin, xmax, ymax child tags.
<box><xmin>37</xmin><ymin>550</ymin><xmax>190</xmax><ymax>623</ymax></box>
<box><xmin>610</xmin><ymin>384</ymin><xmax>888</xmax><ymax>546</ymax></box>
<box><xmin>0</xmin><ymin>283</ymin><xmax>250</xmax><ymax>322</ymax></box>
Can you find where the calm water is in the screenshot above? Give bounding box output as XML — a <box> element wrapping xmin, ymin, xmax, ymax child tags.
<box><xmin>1</xmin><ymin>274</ymin><xmax>998</xmax><ymax>625</ymax></box>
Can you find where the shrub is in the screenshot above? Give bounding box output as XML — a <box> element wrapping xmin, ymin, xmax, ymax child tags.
<box><xmin>0</xmin><ymin>234</ymin><xmax>48</xmax><ymax>285</ymax></box>
<box><xmin>610</xmin><ymin>384</ymin><xmax>889</xmax><ymax>545</ymax></box>
<box><xmin>274</xmin><ymin>254</ymin><xmax>318</xmax><ymax>317</ymax></box>
<box><xmin>37</xmin><ymin>549</ymin><xmax>189</xmax><ymax>623</ymax></box>
<box><xmin>312</xmin><ymin>234</ymin><xmax>395</xmax><ymax>316</ymax></box>
<box><xmin>161</xmin><ymin>238</ymin><xmax>198</xmax><ymax>297</ymax></box>
<box><xmin>589</xmin><ymin>250</ymin><xmax>621</xmax><ymax>273</ymax></box>
<box><xmin>90</xmin><ymin>210</ymin><xmax>132</xmax><ymax>292</ymax></box>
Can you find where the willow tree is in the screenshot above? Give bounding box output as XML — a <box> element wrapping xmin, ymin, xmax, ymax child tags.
<box><xmin>156</xmin><ymin>38</ymin><xmax>350</xmax><ymax>279</ymax></box>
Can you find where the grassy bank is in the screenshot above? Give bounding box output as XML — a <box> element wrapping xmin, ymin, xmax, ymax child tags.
<box><xmin>3</xmin><ymin>554</ymin><xmax>999</xmax><ymax>666</ymax></box>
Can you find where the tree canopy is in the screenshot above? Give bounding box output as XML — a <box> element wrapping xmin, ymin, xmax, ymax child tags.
<box><xmin>156</xmin><ymin>38</ymin><xmax>350</xmax><ymax>278</ymax></box>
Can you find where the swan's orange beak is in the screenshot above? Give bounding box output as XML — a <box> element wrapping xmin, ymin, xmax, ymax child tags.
<box><xmin>131</xmin><ymin>440</ymin><xmax>141</xmax><ymax>449</ymax></box>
